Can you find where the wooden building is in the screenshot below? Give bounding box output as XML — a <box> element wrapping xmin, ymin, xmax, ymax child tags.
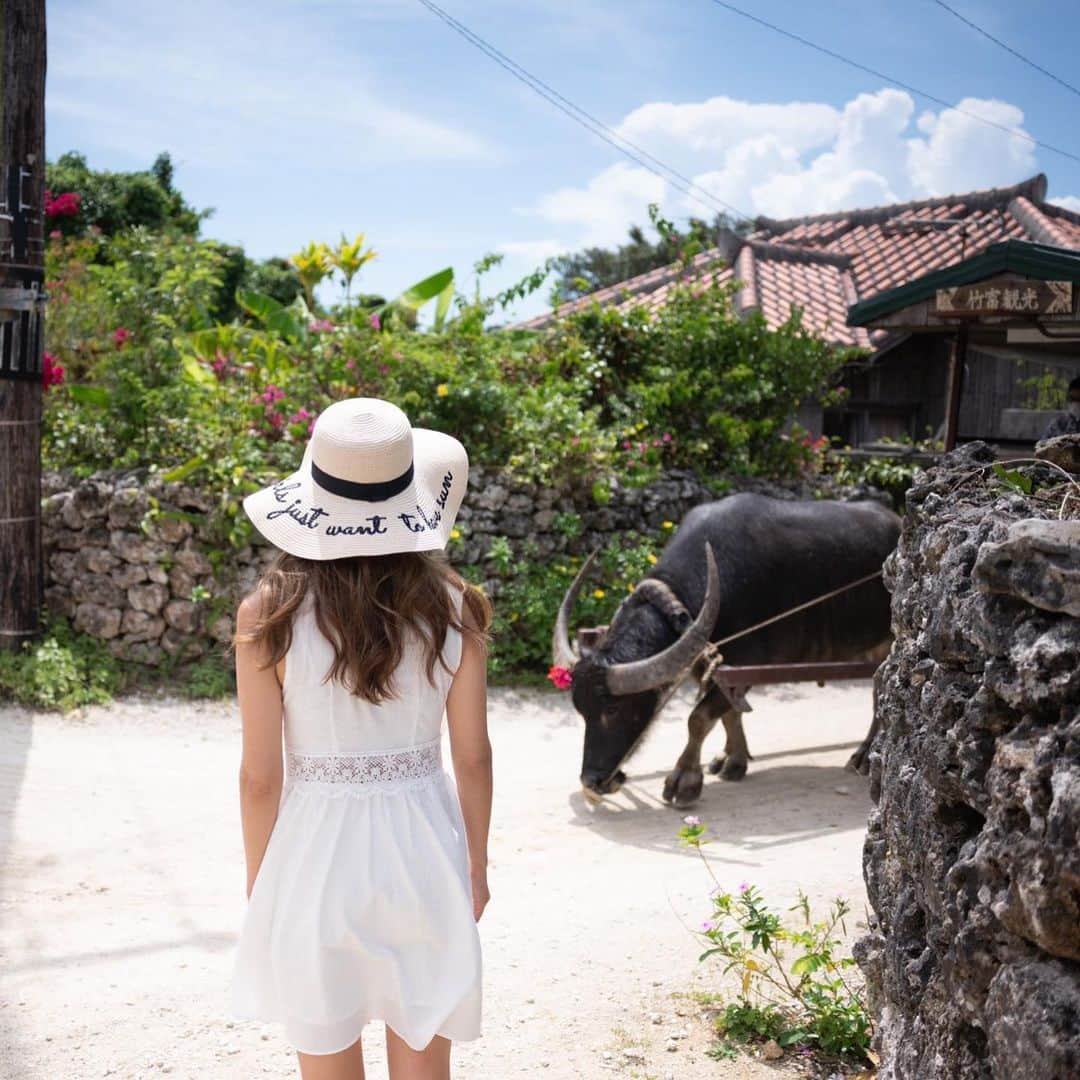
<box><xmin>847</xmin><ymin>240</ymin><xmax>1080</xmax><ymax>451</ymax></box>
<box><xmin>518</xmin><ymin>174</ymin><xmax>1080</xmax><ymax>449</ymax></box>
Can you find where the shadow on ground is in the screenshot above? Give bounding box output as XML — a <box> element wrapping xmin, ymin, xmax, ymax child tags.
<box><xmin>567</xmin><ymin>750</ymin><xmax>872</xmax><ymax>860</ymax></box>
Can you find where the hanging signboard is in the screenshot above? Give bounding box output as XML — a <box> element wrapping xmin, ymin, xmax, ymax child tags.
<box><xmin>935</xmin><ymin>277</ymin><xmax>1073</xmax><ymax>316</ymax></box>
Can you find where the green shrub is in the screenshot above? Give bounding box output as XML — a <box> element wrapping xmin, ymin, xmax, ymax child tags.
<box><xmin>0</xmin><ymin>617</ymin><xmax>123</xmax><ymax>711</ymax></box>
<box><xmin>175</xmin><ymin>655</ymin><xmax>235</xmax><ymax>700</ymax></box>
<box><xmin>679</xmin><ymin>818</ymin><xmax>873</xmax><ymax>1063</ymax></box>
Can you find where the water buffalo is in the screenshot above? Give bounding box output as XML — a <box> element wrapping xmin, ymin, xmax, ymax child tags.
<box><xmin>552</xmin><ymin>493</ymin><xmax>900</xmax><ymax>808</ymax></box>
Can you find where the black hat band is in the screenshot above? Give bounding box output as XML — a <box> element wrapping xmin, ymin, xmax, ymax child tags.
<box><xmin>310</xmin><ymin>459</ymin><xmax>415</xmax><ymax>502</ymax></box>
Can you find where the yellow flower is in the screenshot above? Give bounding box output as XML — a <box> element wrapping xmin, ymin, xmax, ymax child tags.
<box><xmin>509</xmin><ymin>612</ymin><xmax>519</xmax><ymax>622</ymax></box>
<box><xmin>662</xmin><ymin>520</ymin><xmax>674</xmax><ymax>530</ymax></box>
<box><xmin>592</xmin><ymin>588</ymin><xmax>606</xmax><ymax>599</ymax></box>
<box><xmin>450</xmin><ymin>528</ymin><xmax>461</xmax><ymax>541</ymax></box>
<box><xmin>627</xmin><ymin>583</ymin><xmax>635</xmax><ymax>592</ymax></box>
<box><xmin>647</xmin><ymin>553</ymin><xmax>658</xmax><ymax>565</ymax></box>
<box><xmin>436</xmin><ymin>383</ymin><xmax>449</xmax><ymax>397</ymax></box>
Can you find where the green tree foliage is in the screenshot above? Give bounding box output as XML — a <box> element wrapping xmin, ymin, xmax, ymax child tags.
<box><xmin>45</xmin><ymin>151</ymin><xmax>304</xmax><ymax>322</ymax></box>
<box><xmin>45</xmin><ymin>151</ymin><xmax>206</xmax><ymax>236</ymax></box>
<box><xmin>551</xmin><ymin>206</ymin><xmax>754</xmax><ymax>301</ymax></box>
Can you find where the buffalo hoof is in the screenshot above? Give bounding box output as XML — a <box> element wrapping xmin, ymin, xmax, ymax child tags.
<box><xmin>845</xmin><ymin>742</ymin><xmax>872</xmax><ymax>776</ymax></box>
<box><xmin>662</xmin><ymin>766</ymin><xmax>704</xmax><ymax>808</ymax></box>
<box><xmin>707</xmin><ymin>754</ymin><xmax>748</xmax><ymax>781</ymax></box>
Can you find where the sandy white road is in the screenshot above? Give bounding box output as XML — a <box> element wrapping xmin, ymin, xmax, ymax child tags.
<box><xmin>0</xmin><ymin>680</ymin><xmax>875</xmax><ymax>1079</ymax></box>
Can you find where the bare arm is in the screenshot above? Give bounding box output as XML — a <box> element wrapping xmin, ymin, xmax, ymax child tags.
<box><xmin>445</xmin><ymin>590</ymin><xmax>493</xmax><ymax>921</ymax></box>
<box><xmin>235</xmin><ymin>591</ymin><xmax>285</xmax><ymax>899</ymax></box>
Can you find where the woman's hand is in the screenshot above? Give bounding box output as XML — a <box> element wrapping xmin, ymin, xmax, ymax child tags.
<box><xmin>471</xmin><ymin>864</ymin><xmax>490</xmax><ymax>921</ymax></box>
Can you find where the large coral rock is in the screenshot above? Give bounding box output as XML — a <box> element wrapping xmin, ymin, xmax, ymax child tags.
<box><xmin>859</xmin><ymin>442</ymin><xmax>1080</xmax><ymax>1079</ymax></box>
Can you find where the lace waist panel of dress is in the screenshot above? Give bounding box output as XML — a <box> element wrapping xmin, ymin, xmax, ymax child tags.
<box><xmin>285</xmin><ymin>736</ymin><xmax>443</xmax><ymax>796</ymax></box>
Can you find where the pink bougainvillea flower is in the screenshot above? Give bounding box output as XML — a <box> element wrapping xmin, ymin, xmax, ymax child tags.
<box><xmin>547</xmin><ymin>665</ymin><xmax>573</xmax><ymax>690</ymax></box>
<box><xmin>621</xmin><ymin>440</ymin><xmax>631</xmax><ymax>450</ymax></box>
<box><xmin>308</xmin><ymin>319</ymin><xmax>335</xmax><ymax>333</ymax></box>
<box><xmin>378</xmin><ymin>364</ymin><xmax>390</xmax><ymax>375</ymax></box>
<box><xmin>211</xmin><ymin>349</ymin><xmax>236</xmax><ymax>379</ymax></box>
<box><xmin>48</xmin><ymin>229</ymin><xmax>62</xmax><ymax>240</ymax></box>
<box><xmin>662</xmin><ymin>432</ymin><xmax>672</xmax><ymax>443</ymax></box>
<box><xmin>369</xmin><ymin>312</ymin><xmax>381</xmax><ymax>331</ymax></box>
<box><xmin>113</xmin><ymin>327</ymin><xmax>130</xmax><ymax>349</ymax></box>
<box><xmin>44</xmin><ymin>191</ymin><xmax>81</xmax><ymax>218</ymax></box>
<box><xmin>42</xmin><ymin>351</ymin><xmax>65</xmax><ymax>388</ymax></box>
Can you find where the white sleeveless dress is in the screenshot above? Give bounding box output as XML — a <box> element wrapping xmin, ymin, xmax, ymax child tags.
<box><xmin>230</xmin><ymin>582</ymin><xmax>482</xmax><ymax>1055</ymax></box>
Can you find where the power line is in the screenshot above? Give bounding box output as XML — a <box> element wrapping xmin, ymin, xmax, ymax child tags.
<box><xmin>932</xmin><ymin>0</ymin><xmax>1080</xmax><ymax>100</ymax></box>
<box><xmin>414</xmin><ymin>0</ymin><xmax>754</xmax><ymax>222</ymax></box>
<box><xmin>706</xmin><ymin>0</ymin><xmax>1080</xmax><ymax>165</ymax></box>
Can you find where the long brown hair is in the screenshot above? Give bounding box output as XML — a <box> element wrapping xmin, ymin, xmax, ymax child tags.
<box><xmin>231</xmin><ymin>549</ymin><xmax>493</xmax><ymax>704</ymax></box>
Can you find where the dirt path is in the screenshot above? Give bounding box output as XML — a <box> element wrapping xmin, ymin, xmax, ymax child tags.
<box><xmin>0</xmin><ymin>681</ymin><xmax>875</xmax><ymax>1079</ymax></box>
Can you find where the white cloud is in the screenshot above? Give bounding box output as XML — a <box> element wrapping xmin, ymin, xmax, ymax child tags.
<box><xmin>1050</xmin><ymin>195</ymin><xmax>1080</xmax><ymax>214</ymax></box>
<box><xmin>749</xmin><ymin>90</ymin><xmax>913</xmax><ymax>217</ymax></box>
<box><xmin>907</xmin><ymin>98</ymin><xmax>1036</xmax><ymax>196</ymax></box>
<box><xmin>689</xmin><ymin>136</ymin><xmax>802</xmax><ymax>220</ymax></box>
<box><xmin>616</xmin><ymin>96</ymin><xmax>840</xmax><ymax>162</ymax></box>
<box><xmin>517</xmin><ymin>89</ymin><xmax>1044</xmax><ymax>252</ymax></box>
<box><xmin>531</xmin><ymin>162</ymin><xmax>666</xmax><ymax>247</ymax></box>
<box><xmin>498</xmin><ymin>240</ymin><xmax>570</xmax><ymax>264</ymax></box>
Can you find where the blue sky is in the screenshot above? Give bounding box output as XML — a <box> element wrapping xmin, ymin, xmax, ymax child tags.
<box><xmin>46</xmin><ymin>0</ymin><xmax>1080</xmax><ymax>322</ymax></box>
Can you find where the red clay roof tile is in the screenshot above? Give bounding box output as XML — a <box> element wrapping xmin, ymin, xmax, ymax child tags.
<box><xmin>516</xmin><ymin>173</ymin><xmax>1080</xmax><ymax>349</ymax></box>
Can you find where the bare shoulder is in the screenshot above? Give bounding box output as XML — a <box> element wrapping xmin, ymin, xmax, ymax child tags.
<box><xmin>236</xmin><ymin>585</ymin><xmax>268</xmax><ymax>631</ymax></box>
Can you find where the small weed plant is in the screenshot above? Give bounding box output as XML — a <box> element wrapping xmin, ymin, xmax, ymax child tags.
<box><xmin>0</xmin><ymin>616</ymin><xmax>123</xmax><ymax>711</ymax></box>
<box><xmin>678</xmin><ymin>816</ymin><xmax>873</xmax><ymax>1063</ymax></box>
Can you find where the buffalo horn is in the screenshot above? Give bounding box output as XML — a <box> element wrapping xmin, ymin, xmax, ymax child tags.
<box><xmin>551</xmin><ymin>548</ymin><xmax>601</xmax><ymax>671</ymax></box>
<box><xmin>605</xmin><ymin>544</ymin><xmax>720</xmax><ymax>696</ymax></box>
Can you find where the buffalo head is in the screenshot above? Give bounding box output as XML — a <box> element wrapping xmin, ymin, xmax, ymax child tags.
<box><xmin>552</xmin><ymin>544</ymin><xmax>720</xmax><ymax>800</ymax></box>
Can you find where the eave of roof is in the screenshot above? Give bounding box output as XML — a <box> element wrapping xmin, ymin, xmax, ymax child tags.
<box><xmin>847</xmin><ymin>239</ymin><xmax>1080</xmax><ymax>326</ymax></box>
<box><xmin>513</xmin><ymin>173</ymin><xmax>1080</xmax><ymax>346</ymax></box>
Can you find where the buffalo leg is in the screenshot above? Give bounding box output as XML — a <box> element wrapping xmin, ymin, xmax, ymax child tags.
<box><xmin>846</xmin><ymin>678</ymin><xmax>881</xmax><ymax>775</ymax></box>
<box><xmin>662</xmin><ymin>684</ymin><xmax>728</xmax><ymax>808</ymax></box>
<box><xmin>705</xmin><ymin>709</ymin><xmax>752</xmax><ymax>781</ymax></box>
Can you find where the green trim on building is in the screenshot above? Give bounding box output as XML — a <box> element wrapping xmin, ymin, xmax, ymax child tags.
<box><xmin>847</xmin><ymin>240</ymin><xmax>1080</xmax><ymax>327</ymax></box>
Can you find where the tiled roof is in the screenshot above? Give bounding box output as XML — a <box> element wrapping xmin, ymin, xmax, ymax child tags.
<box><xmin>517</xmin><ymin>173</ymin><xmax>1080</xmax><ymax>352</ymax></box>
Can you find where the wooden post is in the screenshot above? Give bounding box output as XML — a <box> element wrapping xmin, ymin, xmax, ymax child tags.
<box><xmin>0</xmin><ymin>1</ymin><xmax>46</xmax><ymax>650</ymax></box>
<box><xmin>943</xmin><ymin>323</ymin><xmax>968</xmax><ymax>452</ymax></box>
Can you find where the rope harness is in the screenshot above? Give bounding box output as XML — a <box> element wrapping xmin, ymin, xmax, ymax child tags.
<box><xmin>644</xmin><ymin>567</ymin><xmax>885</xmax><ymax>720</ymax></box>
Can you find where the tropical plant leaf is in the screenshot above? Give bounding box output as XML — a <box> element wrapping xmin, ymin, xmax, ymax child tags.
<box><xmin>67</xmin><ymin>384</ymin><xmax>110</xmax><ymax>407</ymax></box>
<box><xmin>391</xmin><ymin>267</ymin><xmax>454</xmax><ymax>312</ymax></box>
<box><xmin>181</xmin><ymin>355</ymin><xmax>218</xmax><ymax>387</ymax></box>
<box><xmin>433</xmin><ymin>276</ymin><xmax>455</xmax><ymax>332</ymax></box>
<box><xmin>159</xmin><ymin>456</ymin><xmax>207</xmax><ymax>483</ymax></box>
<box><xmin>236</xmin><ymin>288</ymin><xmax>305</xmax><ymax>342</ymax></box>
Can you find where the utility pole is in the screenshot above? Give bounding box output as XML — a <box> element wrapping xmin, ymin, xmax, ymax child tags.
<box><xmin>0</xmin><ymin>1</ymin><xmax>47</xmax><ymax>650</ymax></box>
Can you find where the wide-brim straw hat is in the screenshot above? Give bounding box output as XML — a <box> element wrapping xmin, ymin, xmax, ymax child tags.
<box><xmin>242</xmin><ymin>397</ymin><xmax>468</xmax><ymax>560</ymax></box>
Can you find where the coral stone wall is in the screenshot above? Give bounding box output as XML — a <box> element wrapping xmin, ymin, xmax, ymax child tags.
<box><xmin>41</xmin><ymin>462</ymin><xmax>884</xmax><ymax>667</ymax></box>
<box><xmin>39</xmin><ymin>465</ymin><xmax>721</xmax><ymax>665</ymax></box>
<box><xmin>856</xmin><ymin>441</ymin><xmax>1080</xmax><ymax>1079</ymax></box>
